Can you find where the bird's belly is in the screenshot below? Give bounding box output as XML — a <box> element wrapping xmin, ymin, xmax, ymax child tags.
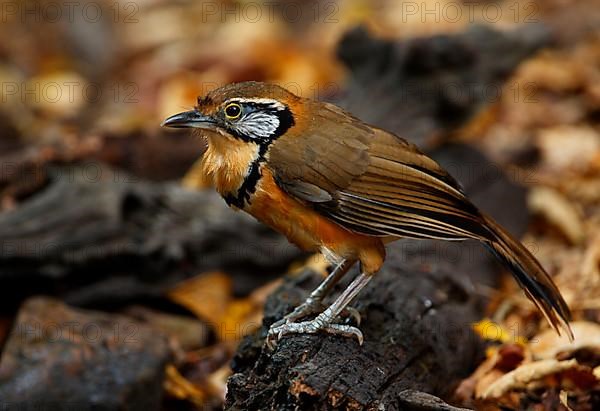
<box><xmin>244</xmin><ymin>167</ymin><xmax>385</xmax><ymax>273</ymax></box>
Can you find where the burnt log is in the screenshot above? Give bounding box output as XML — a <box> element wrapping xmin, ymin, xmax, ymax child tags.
<box><xmin>0</xmin><ymin>297</ymin><xmax>172</xmax><ymax>410</ymax></box>
<box><xmin>0</xmin><ymin>163</ymin><xmax>303</xmax><ymax>311</ymax></box>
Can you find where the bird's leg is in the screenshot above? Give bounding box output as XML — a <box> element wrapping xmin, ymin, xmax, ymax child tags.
<box><xmin>275</xmin><ymin>259</ymin><xmax>355</xmax><ymax>326</ymax></box>
<box><xmin>267</xmin><ymin>272</ymin><xmax>372</xmax><ymax>348</ymax></box>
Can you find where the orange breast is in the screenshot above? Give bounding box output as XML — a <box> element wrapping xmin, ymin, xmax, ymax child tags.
<box><xmin>246</xmin><ymin>167</ymin><xmax>385</xmax><ymax>273</ymax></box>
<box><xmin>201</xmin><ymin>133</ymin><xmax>260</xmax><ymax>197</ymax></box>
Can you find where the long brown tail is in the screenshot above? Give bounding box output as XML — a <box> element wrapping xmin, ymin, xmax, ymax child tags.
<box><xmin>481</xmin><ymin>213</ymin><xmax>573</xmax><ymax>340</ymax></box>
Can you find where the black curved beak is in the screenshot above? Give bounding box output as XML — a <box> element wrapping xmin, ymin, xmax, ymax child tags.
<box><xmin>161</xmin><ymin>110</ymin><xmax>216</xmax><ymax>129</ymax></box>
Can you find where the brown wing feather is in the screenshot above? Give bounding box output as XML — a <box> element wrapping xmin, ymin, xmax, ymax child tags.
<box><xmin>269</xmin><ymin>112</ymin><xmax>484</xmax><ymax>241</ymax></box>
<box><xmin>329</xmin><ymin>134</ymin><xmax>491</xmax><ymax>240</ymax></box>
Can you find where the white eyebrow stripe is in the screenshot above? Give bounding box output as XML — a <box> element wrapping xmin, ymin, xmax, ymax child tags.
<box><xmin>229</xmin><ymin>98</ymin><xmax>286</xmax><ymax>110</ymax></box>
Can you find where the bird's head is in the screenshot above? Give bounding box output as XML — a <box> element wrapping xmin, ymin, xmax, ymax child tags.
<box><xmin>161</xmin><ymin>82</ymin><xmax>299</xmax><ymax>144</ymax></box>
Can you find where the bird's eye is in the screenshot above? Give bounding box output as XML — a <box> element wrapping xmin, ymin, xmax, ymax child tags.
<box><xmin>224</xmin><ymin>103</ymin><xmax>242</xmax><ymax>120</ymax></box>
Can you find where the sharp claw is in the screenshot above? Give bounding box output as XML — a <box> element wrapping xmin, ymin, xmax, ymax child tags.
<box><xmin>353</xmin><ymin>328</ymin><xmax>364</xmax><ymax>345</ymax></box>
<box><xmin>266</xmin><ymin>331</ymin><xmax>275</xmax><ymax>349</ymax></box>
<box><xmin>328</xmin><ymin>324</ymin><xmax>363</xmax><ymax>345</ymax></box>
<box><xmin>268</xmin><ymin>330</ymin><xmax>282</xmax><ymax>350</ymax></box>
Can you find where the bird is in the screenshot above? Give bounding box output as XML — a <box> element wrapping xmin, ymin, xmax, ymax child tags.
<box><xmin>162</xmin><ymin>81</ymin><xmax>573</xmax><ymax>346</ymax></box>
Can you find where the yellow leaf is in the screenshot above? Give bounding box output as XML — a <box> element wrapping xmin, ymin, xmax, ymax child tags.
<box><xmin>473</xmin><ymin>318</ymin><xmax>527</xmax><ymax>345</ymax></box>
<box><xmin>163</xmin><ymin>364</ymin><xmax>205</xmax><ymax>406</ymax></box>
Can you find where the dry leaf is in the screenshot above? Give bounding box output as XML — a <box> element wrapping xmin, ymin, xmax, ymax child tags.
<box><xmin>169</xmin><ymin>271</ymin><xmax>233</xmax><ymax>323</ymax></box>
<box><xmin>560</xmin><ymin>390</ymin><xmax>573</xmax><ymax>410</ymax></box>
<box><xmin>169</xmin><ymin>271</ymin><xmax>280</xmax><ymax>341</ymax></box>
<box><xmin>481</xmin><ymin>359</ymin><xmax>579</xmax><ymax>399</ymax></box>
<box><xmin>537</xmin><ymin>125</ymin><xmax>600</xmax><ymax>173</ymax></box>
<box><xmin>164</xmin><ymin>364</ymin><xmax>206</xmax><ymax>406</ymax></box>
<box><xmin>530</xmin><ymin>321</ymin><xmax>600</xmax><ymax>360</ymax></box>
<box><xmin>458</xmin><ymin>343</ymin><xmax>528</xmax><ymax>400</ymax></box>
<box><xmin>473</xmin><ymin>318</ymin><xmax>527</xmax><ymax>345</ymax></box>
<box><xmin>206</xmin><ymin>364</ymin><xmax>231</xmax><ymax>401</ymax></box>
<box><xmin>528</xmin><ymin>186</ymin><xmax>585</xmax><ymax>245</ymax></box>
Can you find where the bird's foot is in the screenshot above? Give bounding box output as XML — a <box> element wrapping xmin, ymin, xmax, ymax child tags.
<box><xmin>270</xmin><ymin>300</ymin><xmax>362</xmax><ymax>330</ymax></box>
<box><xmin>266</xmin><ymin>312</ymin><xmax>363</xmax><ymax>349</ymax></box>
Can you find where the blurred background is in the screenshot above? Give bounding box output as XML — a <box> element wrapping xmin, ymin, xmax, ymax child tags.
<box><xmin>0</xmin><ymin>0</ymin><xmax>599</xmax><ymax>410</ymax></box>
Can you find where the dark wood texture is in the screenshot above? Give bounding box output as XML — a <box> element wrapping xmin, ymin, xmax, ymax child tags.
<box><xmin>0</xmin><ymin>297</ymin><xmax>171</xmax><ymax>410</ymax></box>
<box><xmin>0</xmin><ymin>163</ymin><xmax>304</xmax><ymax>311</ymax></box>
